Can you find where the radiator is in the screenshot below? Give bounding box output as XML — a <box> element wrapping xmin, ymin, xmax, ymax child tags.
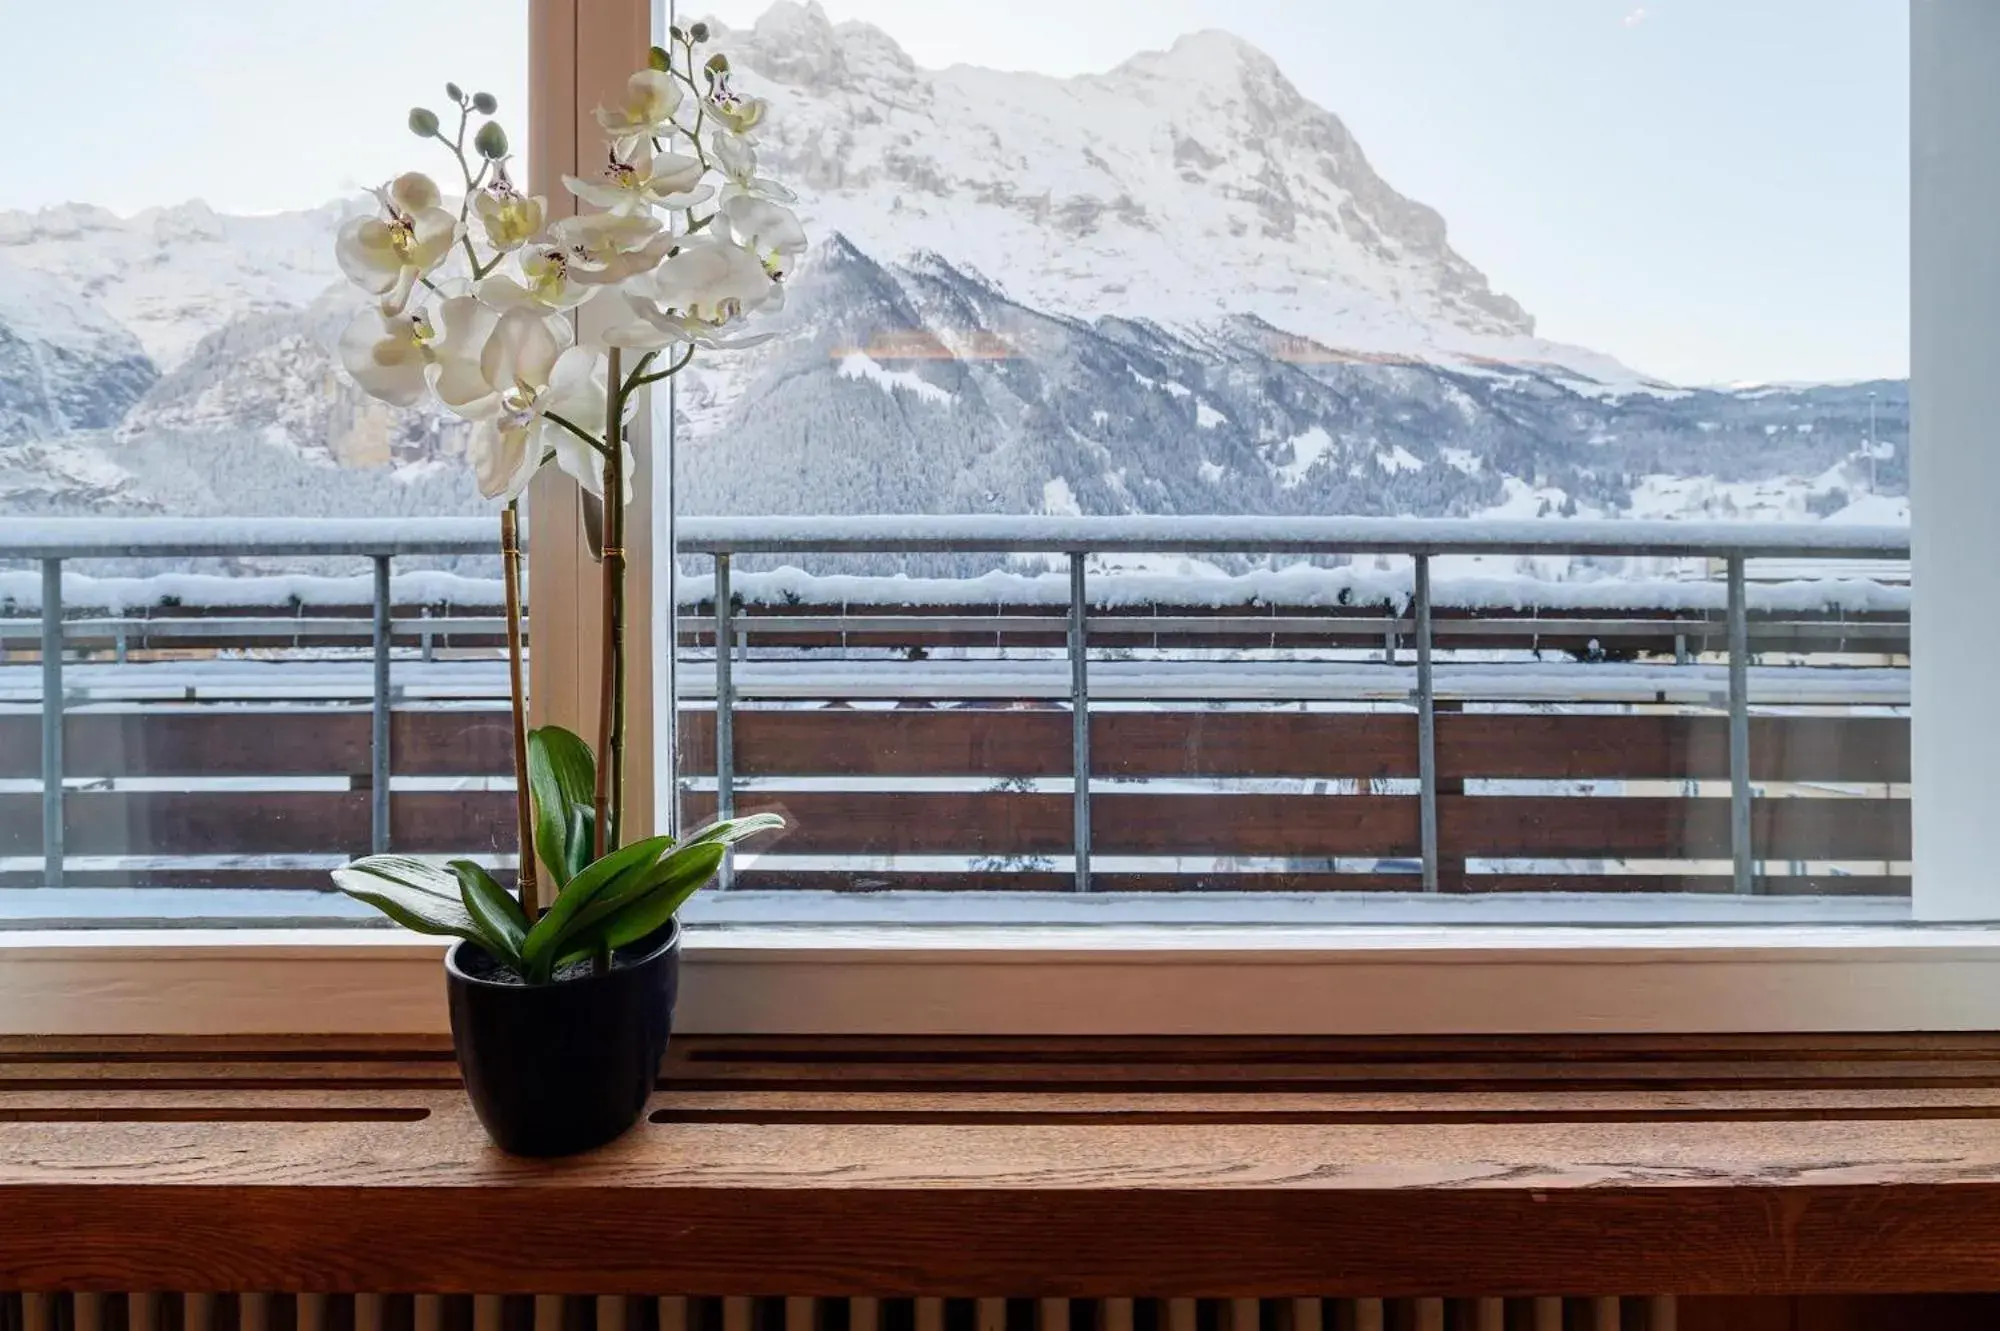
<box><xmin>2</xmin><ymin>1294</ymin><xmax>1677</xmax><ymax>1331</ymax></box>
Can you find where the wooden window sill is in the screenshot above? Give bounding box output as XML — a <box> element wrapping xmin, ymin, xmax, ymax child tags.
<box><xmin>3</xmin><ymin>1035</ymin><xmax>1999</xmax><ymax>1297</ymax></box>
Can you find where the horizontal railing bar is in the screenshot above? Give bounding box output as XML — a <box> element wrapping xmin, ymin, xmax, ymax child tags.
<box><xmin>0</xmin><ymin>617</ymin><xmax>514</xmax><ymax>641</ymax></box>
<box><xmin>0</xmin><ymin>517</ymin><xmax>497</xmax><ymax>560</ymax></box>
<box><xmin>673</xmin><ymin>516</ymin><xmax>1910</xmax><ymax>561</ymax></box>
<box><xmin>0</xmin><ymin>515</ymin><xmax>1910</xmax><ymax>562</ymax></box>
<box><xmin>683</xmin><ymin>614</ymin><xmax>1905</xmax><ymax>642</ymax></box>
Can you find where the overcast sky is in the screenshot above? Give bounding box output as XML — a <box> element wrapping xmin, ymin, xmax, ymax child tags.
<box><xmin>1</xmin><ymin>1</ymin><xmax>1907</xmax><ymax>385</ymax></box>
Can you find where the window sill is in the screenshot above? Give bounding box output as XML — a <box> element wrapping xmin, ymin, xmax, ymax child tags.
<box><xmin>4</xmin><ymin>1033</ymin><xmax>2000</xmax><ymax>1297</ymax></box>
<box><xmin>5</xmin><ymin>912</ymin><xmax>2000</xmax><ymax>1036</ymax></box>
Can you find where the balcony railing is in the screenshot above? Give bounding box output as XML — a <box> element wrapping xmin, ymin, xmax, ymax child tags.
<box><xmin>0</xmin><ymin>516</ymin><xmax>1910</xmax><ymax>914</ymax></box>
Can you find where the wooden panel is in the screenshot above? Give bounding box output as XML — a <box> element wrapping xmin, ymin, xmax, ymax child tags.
<box><xmin>677</xmin><ymin>710</ymin><xmax>1906</xmax><ymax>783</ymax></box>
<box><xmin>0</xmin><ymin>711</ymin><xmax>514</xmax><ymax>779</ymax></box>
<box><xmin>689</xmin><ymin>791</ymin><xmax>1904</xmax><ymax>861</ymax></box>
<box><xmin>1441</xmin><ymin>715</ymin><xmax>1909</xmax><ymax>783</ymax></box>
<box><xmin>681</xmin><ymin>709</ymin><xmax>1072</xmax><ymax>778</ymax></box>
<box><xmin>1443</xmin><ymin>797</ymin><xmax>1910</xmax><ymax>860</ymax></box>
<box><xmin>0</xmin><ymin>792</ymin><xmax>513</xmax><ymax>857</ymax></box>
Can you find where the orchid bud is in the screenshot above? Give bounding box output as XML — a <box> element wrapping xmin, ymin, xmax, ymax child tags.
<box><xmin>689</xmin><ymin>22</ymin><xmax>710</xmax><ymax>42</ymax></box>
<box><xmin>667</xmin><ymin>25</ymin><xmax>684</xmax><ymax>42</ymax></box>
<box><xmin>649</xmin><ymin>44</ymin><xmax>672</xmax><ymax>71</ymax></box>
<box><xmin>472</xmin><ymin>91</ymin><xmax>499</xmax><ymax>114</ymax></box>
<box><xmin>474</xmin><ymin>121</ymin><xmax>509</xmax><ymax>160</ymax></box>
<box><xmin>445</xmin><ymin>82</ymin><xmax>464</xmax><ymax>104</ymax></box>
<box><xmin>408</xmin><ymin>107</ymin><xmax>441</xmax><ymax>138</ymax></box>
<box><xmin>704</xmin><ymin>53</ymin><xmax>729</xmax><ymax>79</ymax></box>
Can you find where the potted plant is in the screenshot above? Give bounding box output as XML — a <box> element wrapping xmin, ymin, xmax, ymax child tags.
<box><xmin>325</xmin><ymin>25</ymin><xmax>800</xmax><ymax>1156</ymax></box>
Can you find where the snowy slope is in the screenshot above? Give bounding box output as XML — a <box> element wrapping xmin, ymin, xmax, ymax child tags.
<box><xmin>0</xmin><ymin>200</ymin><xmax>355</xmax><ymax>371</ymax></box>
<box><xmin>0</xmin><ymin>254</ymin><xmax>156</xmax><ymax>443</ymax></box>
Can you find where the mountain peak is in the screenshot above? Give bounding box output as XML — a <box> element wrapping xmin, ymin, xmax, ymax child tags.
<box><xmin>1114</xmin><ymin>28</ymin><xmax>1284</xmax><ymax>89</ymax></box>
<box><xmin>706</xmin><ymin>2</ymin><xmax>916</xmax><ymax>89</ymax></box>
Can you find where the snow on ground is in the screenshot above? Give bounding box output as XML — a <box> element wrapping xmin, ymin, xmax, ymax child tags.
<box><xmin>837</xmin><ymin>351</ymin><xmax>953</xmax><ymax>405</ymax></box>
<box><xmin>1274</xmin><ymin>426</ymin><xmax>1334</xmax><ymax>487</ymax></box>
<box><xmin>1196</xmin><ymin>399</ymin><xmax>1228</xmax><ymax>429</ymax></box>
<box><xmin>1041</xmin><ymin>476</ymin><xmax>1083</xmax><ymax>517</ymax></box>
<box><xmin>1375</xmin><ymin>444</ymin><xmax>1423</xmax><ymax>474</ymax></box>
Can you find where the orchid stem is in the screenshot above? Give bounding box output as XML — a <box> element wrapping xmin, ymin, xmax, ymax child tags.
<box><xmin>500</xmin><ymin>503</ymin><xmax>538</xmax><ymax>916</ymax></box>
<box><xmin>543</xmin><ymin>410</ymin><xmax>609</xmax><ymax>457</ymax></box>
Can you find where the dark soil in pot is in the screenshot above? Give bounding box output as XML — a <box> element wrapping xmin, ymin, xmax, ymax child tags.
<box><xmin>445</xmin><ymin>920</ymin><xmax>680</xmax><ymax>1156</ymax></box>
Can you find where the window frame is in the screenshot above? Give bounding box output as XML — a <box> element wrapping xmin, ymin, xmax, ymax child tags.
<box><xmin>1</xmin><ymin>0</ymin><xmax>1981</xmax><ymax>1040</ymax></box>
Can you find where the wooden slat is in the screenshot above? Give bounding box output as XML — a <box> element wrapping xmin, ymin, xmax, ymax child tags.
<box><xmin>1442</xmin><ymin>797</ymin><xmax>1910</xmax><ymax>860</ymax></box>
<box><xmin>0</xmin><ymin>787</ymin><xmax>1909</xmax><ymax>866</ymax></box>
<box><xmin>1440</xmin><ymin>715</ymin><xmax>1909</xmax><ymax>783</ymax></box>
<box><xmin>0</xmin><ymin>710</ymin><xmax>513</xmax><ymax>779</ymax></box>
<box><xmin>678</xmin><ymin>710</ymin><xmax>1905</xmax><ymax>783</ymax></box>
<box><xmin>681</xmin><ymin>708</ymin><xmax>1071</xmax><ymax>778</ymax></box>
<box><xmin>0</xmin><ymin>791</ymin><xmax>513</xmax><ymax>857</ymax></box>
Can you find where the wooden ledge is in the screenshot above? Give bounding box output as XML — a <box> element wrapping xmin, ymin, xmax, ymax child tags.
<box><xmin>5</xmin><ymin>1035</ymin><xmax>2000</xmax><ymax>1296</ymax></box>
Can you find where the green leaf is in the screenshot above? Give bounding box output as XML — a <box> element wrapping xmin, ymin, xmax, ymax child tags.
<box><xmin>564</xmin><ymin>841</ymin><xmax>726</xmax><ymax>962</ymax></box>
<box><xmin>453</xmin><ymin>860</ymin><xmax>527</xmax><ymax>971</ymax></box>
<box><xmin>520</xmin><ymin>835</ymin><xmax>673</xmax><ymax>982</ymax></box>
<box><xmin>527</xmin><ymin>726</ymin><xmax>595</xmax><ymax>887</ymax></box>
<box><xmin>681</xmin><ymin>812</ymin><xmax>787</xmax><ymax>849</ymax></box>
<box><xmin>331</xmin><ymin>855</ymin><xmax>478</xmax><ymax>939</ymax></box>
<box><xmin>564</xmin><ymin>803</ymin><xmax>595</xmax><ymax>885</ymax></box>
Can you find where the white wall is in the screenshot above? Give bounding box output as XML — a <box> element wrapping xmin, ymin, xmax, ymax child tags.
<box><xmin>1912</xmin><ymin>1</ymin><xmax>2000</xmax><ymax>918</ymax></box>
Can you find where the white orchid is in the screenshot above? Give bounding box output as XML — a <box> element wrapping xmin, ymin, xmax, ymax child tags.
<box><xmin>616</xmin><ymin>236</ymin><xmax>781</xmax><ymax>349</ymax></box>
<box><xmin>338</xmin><ymin>305</ymin><xmax>436</xmax><ymax>406</ymax></box>
<box><xmin>711</xmin><ymin>131</ymin><xmax>794</xmax><ymax>204</ymax></box>
<box><xmin>335</xmin><ymin>172</ymin><xmax>459</xmax><ymax>314</ymax></box>
<box><xmin>472</xmin><ymin>175</ymin><xmax>547</xmax><ymax>254</ymax></box>
<box><xmin>593</xmin><ymin>69</ymin><xmax>683</xmax><ymax>152</ymax></box>
<box><xmin>332</xmin><ymin>42</ymin><xmax>800</xmax><ymax>513</ymax></box>
<box><xmin>721</xmin><ymin>194</ymin><xmax>808</xmax><ymax>281</ymax></box>
<box><xmin>477</xmin><ymin>242</ymin><xmax>595</xmax><ymax>312</ymax></box>
<box><xmin>563</xmin><ymin>140</ymin><xmax>710</xmax><ymax>217</ymax></box>
<box><xmin>552</xmin><ymin>211</ymin><xmax>675</xmax><ymax>286</ymax></box>
<box><xmin>703</xmin><ymin>72</ymin><xmax>767</xmax><ymax>138</ymax></box>
<box><xmin>428</xmin><ymin>307</ymin><xmax>616</xmax><ymax>500</ymax></box>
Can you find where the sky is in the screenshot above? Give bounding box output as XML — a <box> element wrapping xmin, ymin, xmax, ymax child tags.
<box><xmin>0</xmin><ymin>1</ymin><xmax>1907</xmax><ymax>385</ymax></box>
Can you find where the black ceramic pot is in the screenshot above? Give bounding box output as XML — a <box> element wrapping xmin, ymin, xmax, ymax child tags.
<box><xmin>444</xmin><ymin>920</ymin><xmax>680</xmax><ymax>1156</ymax></box>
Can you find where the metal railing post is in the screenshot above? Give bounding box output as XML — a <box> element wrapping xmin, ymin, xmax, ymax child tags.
<box><xmin>40</xmin><ymin>559</ymin><xmax>63</xmax><ymax>889</ymax></box>
<box><xmin>1415</xmin><ymin>555</ymin><xmax>1439</xmax><ymax>892</ymax></box>
<box><xmin>1727</xmin><ymin>554</ymin><xmax>1753</xmax><ymax>894</ymax></box>
<box><xmin>370</xmin><ymin>554</ymin><xmax>392</xmax><ymax>855</ymax></box>
<box><xmin>1069</xmin><ymin>551</ymin><xmax>1092</xmax><ymax>892</ymax></box>
<box><xmin>713</xmin><ymin>553</ymin><xmax>734</xmax><ymax>887</ymax></box>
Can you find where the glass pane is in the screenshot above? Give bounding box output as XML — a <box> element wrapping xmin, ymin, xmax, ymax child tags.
<box><xmin>2</xmin><ymin>2</ymin><xmax>528</xmax><ymax>924</ymax></box>
<box><xmin>663</xmin><ymin>1</ymin><xmax>1909</xmax><ymax>914</ymax></box>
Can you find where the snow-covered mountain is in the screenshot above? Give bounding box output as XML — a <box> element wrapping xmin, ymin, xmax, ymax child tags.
<box><xmin>0</xmin><ymin>1</ymin><xmax>1907</xmax><ymax>531</ymax></box>
<box><xmin>714</xmin><ymin>3</ymin><xmax>1642</xmax><ymax>387</ymax></box>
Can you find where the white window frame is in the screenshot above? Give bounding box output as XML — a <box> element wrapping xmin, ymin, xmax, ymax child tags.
<box><xmin>0</xmin><ymin>0</ymin><xmax>1983</xmax><ymax>1039</ymax></box>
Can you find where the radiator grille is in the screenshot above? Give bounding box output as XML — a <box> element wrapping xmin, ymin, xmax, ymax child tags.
<box><xmin>2</xmin><ymin>1294</ymin><xmax>1676</xmax><ymax>1331</ymax></box>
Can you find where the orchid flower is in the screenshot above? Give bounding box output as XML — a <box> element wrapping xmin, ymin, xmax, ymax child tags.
<box><xmin>477</xmin><ymin>242</ymin><xmax>596</xmax><ymax>313</ymax></box>
<box><xmin>593</xmin><ymin>69</ymin><xmax>683</xmax><ymax>153</ymax></box>
<box><xmin>711</xmin><ymin>131</ymin><xmax>795</xmax><ymax>204</ymax></box>
<box><xmin>472</xmin><ymin>171</ymin><xmax>547</xmax><ymax>254</ymax></box>
<box><xmin>335</xmin><ymin>172</ymin><xmax>459</xmax><ymax>315</ymax></box>
<box><xmin>337</xmin><ymin>305</ymin><xmax>436</xmax><ymax>406</ymax></box>
<box><xmin>615</xmin><ymin>237</ymin><xmax>781</xmax><ymax>348</ymax></box>
<box><xmin>429</xmin><ymin>307</ymin><xmax>615</xmax><ymax>500</ymax></box>
<box><xmin>563</xmin><ymin>140</ymin><xmax>710</xmax><ymax>218</ymax></box>
<box><xmin>721</xmin><ymin>194</ymin><xmax>808</xmax><ymax>281</ymax></box>
<box><xmin>703</xmin><ymin>72</ymin><xmax>767</xmax><ymax>138</ymax></box>
<box><xmin>553</xmin><ymin>212</ymin><xmax>676</xmax><ymax>286</ymax></box>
